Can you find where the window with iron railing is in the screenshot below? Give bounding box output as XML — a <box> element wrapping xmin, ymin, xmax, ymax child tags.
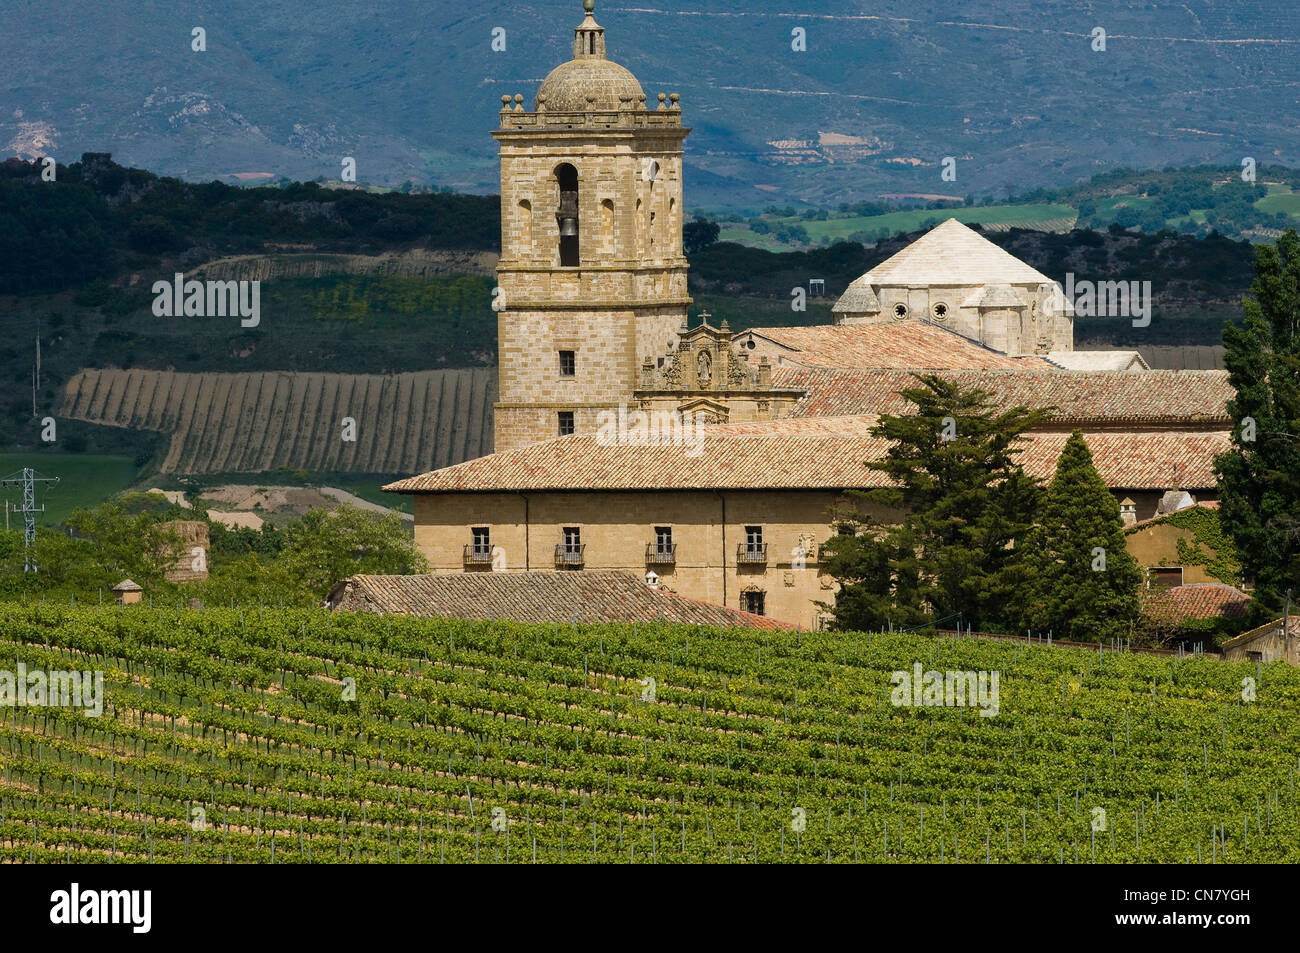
<box><xmin>556</xmin><ymin>527</ymin><xmax>584</xmax><ymax>568</ymax></box>
<box><xmin>647</xmin><ymin>526</ymin><xmax>676</xmax><ymax>564</ymax></box>
<box><xmin>738</xmin><ymin>526</ymin><xmax>767</xmax><ymax>563</ymax></box>
<box><xmin>644</xmin><ymin>525</ymin><xmax>676</xmax><ymax>561</ymax></box>
<box><xmin>464</xmin><ymin>527</ymin><xmax>493</xmax><ymax>565</ymax></box>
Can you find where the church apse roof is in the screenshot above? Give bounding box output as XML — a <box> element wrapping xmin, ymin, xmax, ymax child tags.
<box><xmin>860</xmin><ymin>218</ymin><xmax>1054</xmax><ymax>287</ymax></box>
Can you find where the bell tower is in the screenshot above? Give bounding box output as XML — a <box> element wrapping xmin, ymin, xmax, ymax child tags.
<box><xmin>492</xmin><ymin>0</ymin><xmax>691</xmax><ymax>452</ymax></box>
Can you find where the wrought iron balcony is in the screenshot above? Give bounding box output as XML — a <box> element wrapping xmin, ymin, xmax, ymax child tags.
<box><xmin>555</xmin><ymin>544</ymin><xmax>585</xmax><ymax>567</ymax></box>
<box><xmin>463</xmin><ymin>544</ymin><xmax>494</xmax><ymax>566</ymax></box>
<box><xmin>646</xmin><ymin>543</ymin><xmax>677</xmax><ymax>564</ymax></box>
<box><xmin>736</xmin><ymin>542</ymin><xmax>768</xmax><ymax>565</ymax></box>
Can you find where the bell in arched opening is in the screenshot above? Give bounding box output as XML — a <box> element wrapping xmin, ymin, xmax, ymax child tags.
<box><xmin>556</xmin><ymin>163</ymin><xmax>580</xmax><ymax>266</ymax></box>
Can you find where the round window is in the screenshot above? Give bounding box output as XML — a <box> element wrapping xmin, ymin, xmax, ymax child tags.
<box><xmin>932</xmin><ymin>302</ymin><xmax>949</xmax><ymax>320</ymax></box>
<box><xmin>893</xmin><ymin>303</ymin><xmax>909</xmax><ymax>319</ymax></box>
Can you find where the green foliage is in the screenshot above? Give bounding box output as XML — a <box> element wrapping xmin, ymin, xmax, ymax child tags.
<box><xmin>272</xmin><ymin>506</ymin><xmax>428</xmax><ymax>597</ymax></box>
<box><xmin>0</xmin><ymin>500</ymin><xmax>424</xmax><ymax>607</ymax></box>
<box><xmin>300</xmin><ymin>274</ymin><xmax>494</xmax><ymax>324</ymax></box>
<box><xmin>0</xmin><ymin>156</ymin><xmax>499</xmax><ymax>295</ymax></box>
<box><xmin>1163</xmin><ymin>507</ymin><xmax>1243</xmax><ymax>586</ymax></box>
<box><xmin>683</xmin><ymin>217</ymin><xmax>720</xmax><ymax>255</ymax></box>
<box><xmin>820</xmin><ymin>375</ymin><xmax>1046</xmax><ymax>632</ymax></box>
<box><xmin>1020</xmin><ymin>432</ymin><xmax>1143</xmax><ymax>642</ymax></box>
<box><xmin>0</xmin><ymin>605</ymin><xmax>1296</xmax><ymax>863</ymax></box>
<box><xmin>1214</xmin><ymin>229</ymin><xmax>1300</xmax><ymax>622</ymax></box>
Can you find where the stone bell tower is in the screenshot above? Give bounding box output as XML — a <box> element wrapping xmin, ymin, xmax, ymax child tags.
<box><xmin>492</xmin><ymin>0</ymin><xmax>691</xmax><ymax>452</ymax></box>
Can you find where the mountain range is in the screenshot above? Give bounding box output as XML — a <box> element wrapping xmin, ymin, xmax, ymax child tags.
<box><xmin>3</xmin><ymin>0</ymin><xmax>1300</xmax><ymax>207</ymax></box>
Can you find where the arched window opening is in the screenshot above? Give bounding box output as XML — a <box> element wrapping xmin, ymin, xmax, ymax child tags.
<box><xmin>518</xmin><ymin>199</ymin><xmax>532</xmax><ymax>252</ymax></box>
<box><xmin>601</xmin><ymin>199</ymin><xmax>615</xmax><ymax>255</ymax></box>
<box><xmin>555</xmin><ymin>164</ymin><xmax>579</xmax><ymax>267</ymax></box>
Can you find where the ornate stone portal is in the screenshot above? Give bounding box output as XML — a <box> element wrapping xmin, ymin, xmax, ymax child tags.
<box><xmin>636</xmin><ymin>313</ymin><xmax>803</xmax><ymax>425</ymax></box>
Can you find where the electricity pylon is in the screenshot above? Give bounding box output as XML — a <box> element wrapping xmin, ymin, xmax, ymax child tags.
<box><xmin>0</xmin><ymin>468</ymin><xmax>59</xmax><ymax>572</ymax></box>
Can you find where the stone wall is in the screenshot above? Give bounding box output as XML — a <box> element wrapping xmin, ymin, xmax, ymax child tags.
<box><xmin>412</xmin><ymin>489</ymin><xmax>898</xmax><ymax>629</ymax></box>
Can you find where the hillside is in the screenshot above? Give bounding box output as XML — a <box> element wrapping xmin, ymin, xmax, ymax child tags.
<box><xmin>1</xmin><ymin>605</ymin><xmax>1296</xmax><ymax>863</ymax></box>
<box><xmin>58</xmin><ymin>368</ymin><xmax>496</xmax><ymax>475</ymax></box>
<box><xmin>5</xmin><ymin>1</ymin><xmax>1299</xmax><ymax>206</ymax></box>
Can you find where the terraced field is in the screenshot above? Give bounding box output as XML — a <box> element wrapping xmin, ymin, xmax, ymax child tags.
<box><xmin>1</xmin><ymin>605</ymin><xmax>1296</xmax><ymax>864</ymax></box>
<box><xmin>58</xmin><ymin>369</ymin><xmax>496</xmax><ymax>475</ymax></box>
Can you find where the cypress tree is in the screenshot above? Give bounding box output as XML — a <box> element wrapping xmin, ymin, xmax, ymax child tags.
<box><xmin>821</xmin><ymin>374</ymin><xmax>1045</xmax><ymax>632</ymax></box>
<box><xmin>1214</xmin><ymin>229</ymin><xmax>1300</xmax><ymax>621</ymax></box>
<box><xmin>1023</xmin><ymin>430</ymin><xmax>1142</xmax><ymax>642</ymax></box>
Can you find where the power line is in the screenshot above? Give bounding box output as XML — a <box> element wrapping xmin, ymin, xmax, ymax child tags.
<box><xmin>0</xmin><ymin>468</ymin><xmax>60</xmax><ymax>572</ymax></box>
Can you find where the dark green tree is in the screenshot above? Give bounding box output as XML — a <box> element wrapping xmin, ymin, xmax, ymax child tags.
<box><xmin>1020</xmin><ymin>430</ymin><xmax>1143</xmax><ymax>642</ymax></box>
<box><xmin>683</xmin><ymin>216</ymin><xmax>720</xmax><ymax>254</ymax></box>
<box><xmin>1214</xmin><ymin>228</ymin><xmax>1300</xmax><ymax>621</ymax></box>
<box><xmin>820</xmin><ymin>374</ymin><xmax>1046</xmax><ymax>632</ymax></box>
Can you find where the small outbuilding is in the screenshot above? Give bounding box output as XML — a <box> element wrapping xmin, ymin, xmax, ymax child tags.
<box><xmin>111</xmin><ymin>579</ymin><xmax>143</xmax><ymax>605</ymax></box>
<box><xmin>1220</xmin><ymin>616</ymin><xmax>1300</xmax><ymax>666</ymax></box>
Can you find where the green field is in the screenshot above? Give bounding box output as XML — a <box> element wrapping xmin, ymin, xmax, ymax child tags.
<box><xmin>720</xmin><ymin>203</ymin><xmax>1077</xmax><ymax>250</ymax></box>
<box><xmin>0</xmin><ymin>453</ymin><xmax>139</xmax><ymax>527</ymax></box>
<box><xmin>2</xmin><ymin>604</ymin><xmax>1296</xmax><ymax>864</ymax></box>
<box><xmin>1256</xmin><ymin>189</ymin><xmax>1300</xmax><ymax>218</ymax></box>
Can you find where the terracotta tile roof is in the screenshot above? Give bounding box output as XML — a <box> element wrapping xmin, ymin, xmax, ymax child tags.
<box><xmin>384</xmin><ymin>417</ymin><xmax>1230</xmax><ymax>494</ymax></box>
<box><xmin>1140</xmin><ymin>583</ymin><xmax>1251</xmax><ymax>623</ymax></box>
<box><xmin>776</xmin><ymin>367</ymin><xmax>1233</xmax><ymax>426</ymax></box>
<box><xmin>327</xmin><ymin>571</ymin><xmax>792</xmax><ymax>629</ymax></box>
<box><xmin>859</xmin><ymin>218</ymin><xmax>1053</xmax><ymax>287</ymax></box>
<box><xmin>740</xmin><ymin>321</ymin><xmax>1056</xmax><ymax>370</ymax></box>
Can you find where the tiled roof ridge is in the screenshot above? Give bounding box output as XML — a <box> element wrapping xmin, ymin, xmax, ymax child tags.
<box><xmin>1124</xmin><ymin>499</ymin><xmax>1222</xmax><ymax>533</ymax></box>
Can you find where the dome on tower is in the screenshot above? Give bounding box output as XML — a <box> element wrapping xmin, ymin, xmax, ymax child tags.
<box><xmin>535</xmin><ymin>2</ymin><xmax>645</xmax><ymax>112</ymax></box>
<box><xmin>537</xmin><ymin>59</ymin><xmax>644</xmax><ymax>112</ymax></box>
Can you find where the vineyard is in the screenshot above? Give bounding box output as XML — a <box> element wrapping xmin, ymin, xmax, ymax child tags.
<box><xmin>1</xmin><ymin>604</ymin><xmax>1297</xmax><ymax>864</ymax></box>
<box><xmin>59</xmin><ymin>368</ymin><xmax>496</xmax><ymax>475</ymax></box>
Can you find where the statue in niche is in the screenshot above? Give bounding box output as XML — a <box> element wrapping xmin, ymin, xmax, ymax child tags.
<box><xmin>696</xmin><ymin>349</ymin><xmax>712</xmax><ymax>388</ymax></box>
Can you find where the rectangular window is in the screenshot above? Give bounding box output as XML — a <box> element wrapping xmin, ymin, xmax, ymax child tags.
<box><xmin>558</xmin><ymin>411</ymin><xmax>575</xmax><ymax>436</ymax></box>
<box><xmin>655</xmin><ymin>526</ymin><xmax>673</xmax><ymax>555</ymax></box>
<box><xmin>741</xmin><ymin>591</ymin><xmax>765</xmax><ymax>616</ymax></box>
<box><xmin>1148</xmin><ymin>567</ymin><xmax>1183</xmax><ymax>589</ymax></box>
<box><xmin>559</xmin><ymin>350</ymin><xmax>576</xmax><ymax>377</ymax></box>
<box><xmin>471</xmin><ymin>527</ymin><xmax>491</xmax><ymax>555</ymax></box>
<box><xmin>745</xmin><ymin>525</ymin><xmax>763</xmax><ymax>552</ymax></box>
<box><xmin>563</xmin><ymin>527</ymin><xmax>582</xmax><ymax>553</ymax></box>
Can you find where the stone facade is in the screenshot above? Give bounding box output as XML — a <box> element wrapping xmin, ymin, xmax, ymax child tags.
<box><xmin>411</xmin><ymin>489</ymin><xmax>896</xmax><ymax>630</ymax></box>
<box><xmin>832</xmin><ymin>219</ymin><xmax>1075</xmax><ymax>356</ymax></box>
<box><xmin>1221</xmin><ymin>617</ymin><xmax>1300</xmax><ymax>665</ymax></box>
<box><xmin>492</xmin><ymin>5</ymin><xmax>692</xmax><ymax>451</ymax></box>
